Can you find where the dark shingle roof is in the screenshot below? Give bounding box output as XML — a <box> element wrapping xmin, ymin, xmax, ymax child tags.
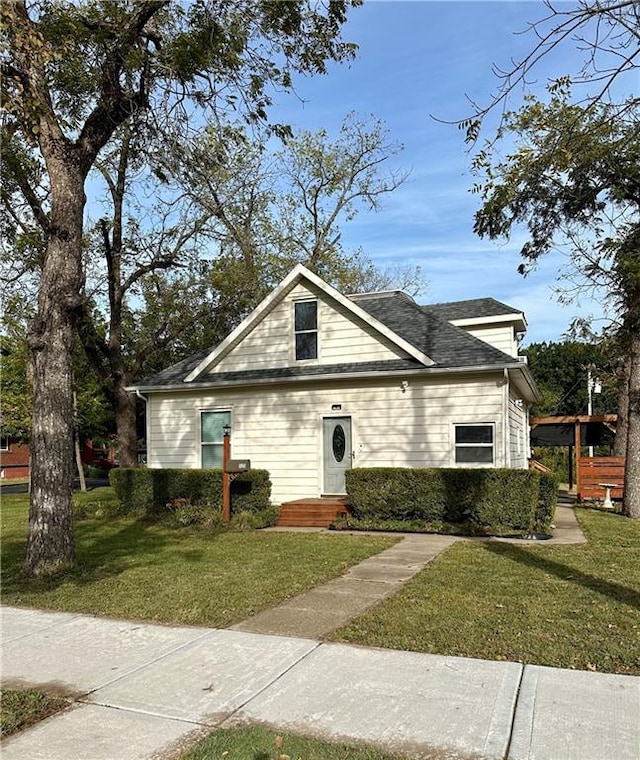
<box><xmin>356</xmin><ymin>295</ymin><xmax>519</xmax><ymax>369</ymax></box>
<box><xmin>139</xmin><ymin>359</ymin><xmax>425</xmax><ymax>388</ymax></box>
<box><xmin>134</xmin><ymin>292</ymin><xmax>522</xmax><ymax>390</ymax></box>
<box><xmin>424</xmin><ymin>297</ymin><xmax>521</xmax><ymax>321</ymax></box>
<box><xmin>137</xmin><ymin>347</ymin><xmax>213</xmax><ymax>388</ymax></box>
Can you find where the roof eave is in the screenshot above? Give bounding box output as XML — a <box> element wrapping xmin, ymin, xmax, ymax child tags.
<box><xmin>128</xmin><ymin>362</ymin><xmax>520</xmax><ymax>394</ymax></box>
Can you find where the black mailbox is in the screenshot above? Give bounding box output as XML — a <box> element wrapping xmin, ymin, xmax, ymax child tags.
<box><xmin>225</xmin><ymin>459</ymin><xmax>251</xmax><ymax>474</ymax></box>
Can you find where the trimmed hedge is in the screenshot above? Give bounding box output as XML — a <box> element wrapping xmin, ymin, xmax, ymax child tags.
<box><xmin>536</xmin><ymin>472</ymin><xmax>560</xmax><ymax>531</ymax></box>
<box><xmin>345</xmin><ymin>467</ymin><xmax>558</xmax><ymax>534</ymax></box>
<box><xmin>110</xmin><ymin>468</ymin><xmax>271</xmax><ymax>516</ymax></box>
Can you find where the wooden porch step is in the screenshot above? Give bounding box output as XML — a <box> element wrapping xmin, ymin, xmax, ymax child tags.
<box><xmin>277</xmin><ymin>497</ymin><xmax>352</xmax><ymax>528</ymax></box>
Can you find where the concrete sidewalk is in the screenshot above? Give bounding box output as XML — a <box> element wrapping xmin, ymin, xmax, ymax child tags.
<box><xmin>2</xmin><ymin>606</ymin><xmax>638</xmax><ymax>760</ymax></box>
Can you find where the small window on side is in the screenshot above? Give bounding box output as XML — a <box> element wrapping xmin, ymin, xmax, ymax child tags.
<box><xmin>454</xmin><ymin>424</ymin><xmax>494</xmax><ymax>464</ymax></box>
<box><xmin>294</xmin><ymin>301</ymin><xmax>317</xmax><ymax>361</ymax></box>
<box><xmin>0</xmin><ymin>436</ymin><xmax>9</xmax><ymax>451</ymax></box>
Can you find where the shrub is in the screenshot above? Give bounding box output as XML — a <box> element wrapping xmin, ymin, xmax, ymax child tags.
<box><xmin>536</xmin><ymin>472</ymin><xmax>559</xmax><ymax>531</ymax></box>
<box><xmin>110</xmin><ymin>468</ymin><xmax>271</xmax><ymax>517</ymax></box>
<box><xmin>231</xmin><ymin>506</ymin><xmax>280</xmax><ymax>531</ymax></box>
<box><xmin>345</xmin><ymin>467</ymin><xmax>547</xmax><ymax>534</ymax></box>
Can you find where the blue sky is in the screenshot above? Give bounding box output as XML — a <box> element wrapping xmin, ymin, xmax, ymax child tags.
<box><xmin>270</xmin><ymin>1</ymin><xmax>629</xmax><ymax>345</ymax></box>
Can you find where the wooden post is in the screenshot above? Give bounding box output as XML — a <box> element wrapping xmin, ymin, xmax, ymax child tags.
<box><xmin>222</xmin><ymin>428</ymin><xmax>231</xmax><ymax>522</ymax></box>
<box><xmin>568</xmin><ymin>445</ymin><xmax>573</xmax><ymax>490</ymax></box>
<box><xmin>575</xmin><ymin>420</ymin><xmax>582</xmax><ymax>502</ymax></box>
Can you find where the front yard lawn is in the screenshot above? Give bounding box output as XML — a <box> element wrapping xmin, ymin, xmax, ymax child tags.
<box><xmin>1</xmin><ymin>490</ymin><xmax>396</xmax><ymax>628</ymax></box>
<box><xmin>333</xmin><ymin>508</ymin><xmax>640</xmax><ymax>675</ymax></box>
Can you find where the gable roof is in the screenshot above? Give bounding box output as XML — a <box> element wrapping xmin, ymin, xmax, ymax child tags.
<box><xmin>131</xmin><ymin>265</ymin><xmax>538</xmax><ymax>401</ymax></box>
<box><xmin>183</xmin><ymin>264</ymin><xmax>433</xmax><ymax>381</ymax></box>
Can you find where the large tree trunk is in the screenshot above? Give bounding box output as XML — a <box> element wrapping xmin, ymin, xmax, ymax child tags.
<box><xmin>24</xmin><ymin>164</ymin><xmax>85</xmax><ymax>576</ymax></box>
<box><xmin>614</xmin><ymin>356</ymin><xmax>630</xmax><ymax>456</ymax></box>
<box><xmin>622</xmin><ymin>331</ymin><xmax>640</xmax><ymax>518</ymax></box>
<box><xmin>116</xmin><ymin>385</ymin><xmax>139</xmax><ymax>468</ymax></box>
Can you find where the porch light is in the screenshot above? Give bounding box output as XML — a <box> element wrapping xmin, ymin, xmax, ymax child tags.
<box><xmin>223</xmin><ymin>423</ymin><xmax>231</xmax><ymax>437</ymax></box>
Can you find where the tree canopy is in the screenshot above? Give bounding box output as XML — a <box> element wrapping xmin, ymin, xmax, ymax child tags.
<box><xmin>1</xmin><ymin>0</ymin><xmax>363</xmax><ymax>575</ymax></box>
<box><xmin>472</xmin><ymin>86</ymin><xmax>640</xmax><ymax>516</ymax></box>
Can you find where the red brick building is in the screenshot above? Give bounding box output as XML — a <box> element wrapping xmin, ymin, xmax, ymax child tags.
<box><xmin>0</xmin><ymin>436</ymin><xmax>30</xmax><ymax>479</ymax></box>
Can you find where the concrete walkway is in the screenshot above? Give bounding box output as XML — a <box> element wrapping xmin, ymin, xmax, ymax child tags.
<box><xmin>234</xmin><ymin>505</ymin><xmax>586</xmax><ymax>639</ymax></box>
<box><xmin>2</xmin><ymin>606</ymin><xmax>638</xmax><ymax>760</ymax></box>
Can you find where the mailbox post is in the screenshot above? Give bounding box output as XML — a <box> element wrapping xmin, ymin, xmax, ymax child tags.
<box><xmin>222</xmin><ymin>424</ymin><xmax>231</xmax><ymax>522</ymax></box>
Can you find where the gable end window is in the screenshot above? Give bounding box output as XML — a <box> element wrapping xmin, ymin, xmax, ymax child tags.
<box><xmin>454</xmin><ymin>424</ymin><xmax>494</xmax><ymax>464</ymax></box>
<box><xmin>294</xmin><ymin>300</ymin><xmax>317</xmax><ymax>361</ymax></box>
<box><xmin>201</xmin><ymin>410</ymin><xmax>231</xmax><ymax>468</ymax></box>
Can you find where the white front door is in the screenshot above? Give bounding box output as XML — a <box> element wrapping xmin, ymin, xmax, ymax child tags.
<box><xmin>323</xmin><ymin>417</ymin><xmax>352</xmax><ymax>494</ymax></box>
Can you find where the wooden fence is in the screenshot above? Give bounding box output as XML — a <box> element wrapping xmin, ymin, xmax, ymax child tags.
<box><xmin>577</xmin><ymin>456</ymin><xmax>625</xmax><ymax>501</ymax></box>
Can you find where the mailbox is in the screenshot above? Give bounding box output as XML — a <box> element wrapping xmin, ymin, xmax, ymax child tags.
<box><xmin>225</xmin><ymin>459</ymin><xmax>251</xmax><ymax>474</ymax></box>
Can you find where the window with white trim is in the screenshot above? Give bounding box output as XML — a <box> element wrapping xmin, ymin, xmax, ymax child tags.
<box><xmin>0</xmin><ymin>436</ymin><xmax>9</xmax><ymax>451</ymax></box>
<box><xmin>454</xmin><ymin>424</ymin><xmax>494</xmax><ymax>464</ymax></box>
<box><xmin>201</xmin><ymin>410</ymin><xmax>230</xmax><ymax>468</ymax></box>
<box><xmin>294</xmin><ymin>300</ymin><xmax>317</xmax><ymax>360</ymax></box>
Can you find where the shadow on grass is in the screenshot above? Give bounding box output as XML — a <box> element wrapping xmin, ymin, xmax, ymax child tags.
<box><xmin>483</xmin><ymin>541</ymin><xmax>640</xmax><ymax>612</ymax></box>
<box><xmin>2</xmin><ymin>517</ymin><xmax>207</xmax><ymax>596</ymax></box>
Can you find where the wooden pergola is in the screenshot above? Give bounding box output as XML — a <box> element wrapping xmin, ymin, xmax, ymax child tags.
<box><xmin>530</xmin><ymin>414</ymin><xmax>622</xmax><ymax>501</ymax></box>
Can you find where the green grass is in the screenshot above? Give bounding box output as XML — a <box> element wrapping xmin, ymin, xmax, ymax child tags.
<box><xmin>1</xmin><ymin>490</ymin><xmax>396</xmax><ymax>627</ymax></box>
<box><xmin>178</xmin><ymin>725</ymin><xmax>408</xmax><ymax>760</ymax></box>
<box><xmin>0</xmin><ymin>689</ymin><xmax>68</xmax><ymax>738</ymax></box>
<box><xmin>333</xmin><ymin>508</ymin><xmax>640</xmax><ymax>675</ymax></box>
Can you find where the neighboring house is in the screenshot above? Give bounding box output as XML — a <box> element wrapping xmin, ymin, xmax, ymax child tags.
<box><xmin>0</xmin><ymin>436</ymin><xmax>30</xmax><ymax>479</ymax></box>
<box><xmin>131</xmin><ymin>265</ymin><xmax>539</xmax><ymax>506</ymax></box>
<box><xmin>0</xmin><ymin>437</ymin><xmax>118</xmax><ymax>479</ymax></box>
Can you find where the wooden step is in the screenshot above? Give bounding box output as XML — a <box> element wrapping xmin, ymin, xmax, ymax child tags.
<box><xmin>277</xmin><ymin>498</ymin><xmax>351</xmax><ymax>528</ymax></box>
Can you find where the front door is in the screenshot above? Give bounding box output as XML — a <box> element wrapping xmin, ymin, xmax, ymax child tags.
<box><xmin>323</xmin><ymin>417</ymin><xmax>352</xmax><ymax>494</ymax></box>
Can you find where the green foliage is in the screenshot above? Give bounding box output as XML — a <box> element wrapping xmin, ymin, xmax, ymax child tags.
<box><xmin>537</xmin><ymin>473</ymin><xmax>560</xmax><ymax>531</ymax></box>
<box><xmin>1</xmin><ymin>492</ymin><xmax>395</xmax><ymax>629</ymax></box>
<box><xmin>523</xmin><ymin>340</ymin><xmax>620</xmax><ymax>417</ymax></box>
<box><xmin>0</xmin><ymin>690</ymin><xmax>68</xmax><ymax>738</ymax></box>
<box><xmin>531</xmin><ymin>446</ymin><xmax>571</xmax><ymax>483</ymax></box>
<box><xmin>0</xmin><ymin>304</ymin><xmax>114</xmax><ymax>443</ymax></box>
<box><xmin>110</xmin><ymin>468</ymin><xmax>271</xmax><ymax>516</ymax></box>
<box><xmin>230</xmin><ymin>506</ymin><xmax>280</xmax><ymax>531</ymax></box>
<box><xmin>334</xmin><ymin>509</ymin><xmax>640</xmax><ymax>676</ymax></box>
<box><xmin>345</xmin><ymin>468</ymin><xmax>557</xmax><ymax>534</ymax></box>
<box><xmin>473</xmin><ymin>88</ymin><xmax>639</xmax><ymax>321</ymax></box>
<box><xmin>179</xmin><ymin>725</ymin><xmax>406</xmax><ymax>760</ymax></box>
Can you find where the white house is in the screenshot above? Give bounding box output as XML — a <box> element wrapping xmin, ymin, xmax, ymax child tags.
<box><xmin>131</xmin><ymin>265</ymin><xmax>539</xmax><ymax>509</ymax></box>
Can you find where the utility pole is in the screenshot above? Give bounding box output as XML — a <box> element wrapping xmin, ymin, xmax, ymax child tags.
<box><xmin>587</xmin><ymin>367</ymin><xmax>602</xmax><ymax>457</ymax></box>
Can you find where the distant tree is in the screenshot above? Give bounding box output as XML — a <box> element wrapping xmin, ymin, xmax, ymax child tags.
<box><xmin>523</xmin><ymin>341</ymin><xmax>619</xmax><ymax>418</ymax></box>
<box><xmin>473</xmin><ymin>89</ymin><xmax>640</xmax><ymax>516</ymax></box>
<box><xmin>1</xmin><ymin>303</ymin><xmax>114</xmax><ymax>450</ymax></box>
<box><xmin>171</xmin><ymin>114</ymin><xmax>420</xmax><ymax>297</ymax></box>
<box><xmin>1</xmin><ymin>0</ymin><xmax>361</xmax><ymax>575</ymax></box>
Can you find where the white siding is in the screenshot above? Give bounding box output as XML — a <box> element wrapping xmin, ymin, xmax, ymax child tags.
<box><xmin>508</xmin><ymin>391</ymin><xmax>528</xmax><ymax>469</ymax></box>
<box><xmin>462</xmin><ymin>324</ymin><xmax>517</xmax><ymax>357</ymax></box>
<box><xmin>147</xmin><ymin>372</ymin><xmax>506</xmax><ymax>504</ymax></box>
<box><xmin>208</xmin><ymin>282</ymin><xmax>406</xmax><ymax>374</ymax></box>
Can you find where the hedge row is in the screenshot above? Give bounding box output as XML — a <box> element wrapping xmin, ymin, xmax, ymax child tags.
<box><xmin>345</xmin><ymin>468</ymin><xmax>558</xmax><ymax>533</ymax></box>
<box><xmin>110</xmin><ymin>468</ymin><xmax>271</xmax><ymax>516</ymax></box>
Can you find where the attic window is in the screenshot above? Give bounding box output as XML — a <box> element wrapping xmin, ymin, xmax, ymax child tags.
<box><xmin>294</xmin><ymin>300</ymin><xmax>317</xmax><ymax>360</ymax></box>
